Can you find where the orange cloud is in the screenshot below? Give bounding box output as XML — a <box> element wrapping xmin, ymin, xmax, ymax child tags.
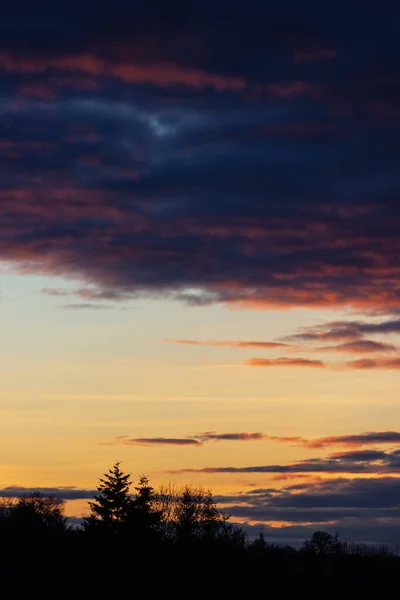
<box><xmin>165</xmin><ymin>339</ymin><xmax>291</xmax><ymax>349</ymax></box>
<box><xmin>269</xmin><ymin>431</ymin><xmax>400</xmax><ymax>449</ymax></box>
<box><xmin>346</xmin><ymin>357</ymin><xmax>400</xmax><ymax>370</ymax></box>
<box><xmin>245</xmin><ymin>357</ymin><xmax>325</xmax><ymax>368</ymax></box>
<box><xmin>104</xmin><ymin>430</ymin><xmax>400</xmax><ymax>452</ymax></box>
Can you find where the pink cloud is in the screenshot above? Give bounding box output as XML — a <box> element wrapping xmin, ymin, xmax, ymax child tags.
<box><xmin>0</xmin><ymin>51</ymin><xmax>246</xmax><ymax>92</ymax></box>
<box><xmin>346</xmin><ymin>357</ymin><xmax>400</xmax><ymax>370</ymax></box>
<box><xmin>317</xmin><ymin>340</ymin><xmax>397</xmax><ymax>354</ymax></box>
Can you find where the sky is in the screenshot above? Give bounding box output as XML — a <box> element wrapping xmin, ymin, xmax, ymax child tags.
<box><xmin>1</xmin><ymin>0</ymin><xmax>400</xmax><ymax>546</ymax></box>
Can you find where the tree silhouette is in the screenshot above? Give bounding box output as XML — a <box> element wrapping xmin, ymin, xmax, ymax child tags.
<box><xmin>169</xmin><ymin>484</ymin><xmax>240</xmax><ymax>547</ymax></box>
<box><xmin>133</xmin><ymin>475</ymin><xmax>156</xmax><ymax>512</ymax></box>
<box><xmin>0</xmin><ymin>498</ymin><xmax>15</xmax><ymax>533</ymax></box>
<box><xmin>10</xmin><ymin>493</ymin><xmax>66</xmax><ymax>535</ymax></box>
<box><xmin>83</xmin><ymin>462</ymin><xmax>134</xmax><ymax>534</ymax></box>
<box><xmin>131</xmin><ymin>474</ymin><xmax>162</xmax><ymax>542</ymax></box>
<box><xmin>154</xmin><ymin>482</ymin><xmax>177</xmax><ymax>541</ymax></box>
<box><xmin>200</xmin><ymin>489</ymin><xmax>222</xmax><ymax>541</ymax></box>
<box><xmin>302</xmin><ymin>530</ymin><xmax>338</xmax><ymax>555</ymax></box>
<box><xmin>249</xmin><ymin>530</ymin><xmax>268</xmax><ymax>555</ymax></box>
<box><xmin>175</xmin><ymin>485</ymin><xmax>202</xmax><ymax>544</ymax></box>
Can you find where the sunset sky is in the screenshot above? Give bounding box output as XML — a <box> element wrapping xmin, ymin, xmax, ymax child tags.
<box><xmin>1</xmin><ymin>0</ymin><xmax>400</xmax><ymax>546</ymax></box>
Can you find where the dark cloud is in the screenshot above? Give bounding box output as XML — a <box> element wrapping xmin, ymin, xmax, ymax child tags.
<box><xmin>0</xmin><ymin>1</ymin><xmax>398</xmax><ymax>312</ymax></box>
<box><xmin>109</xmin><ymin>430</ymin><xmax>400</xmax><ymax>449</ymax></box>
<box><xmin>214</xmin><ymin>477</ymin><xmax>400</xmax><ymax>547</ymax></box>
<box><xmin>216</xmin><ymin>477</ymin><xmax>400</xmax><ymax>531</ymax></box>
<box><xmin>286</xmin><ymin>320</ymin><xmax>400</xmax><ymax>343</ymax></box>
<box><xmin>109</xmin><ymin>431</ymin><xmax>266</xmax><ymax>446</ymax></box>
<box><xmin>115</xmin><ymin>436</ymin><xmax>202</xmax><ymax>446</ymax></box>
<box><xmin>196</xmin><ymin>432</ymin><xmax>264</xmax><ymax>442</ymax></box>
<box><xmin>42</xmin><ymin>287</ymin><xmax>130</xmax><ymax>301</ymax></box>
<box><xmin>171</xmin><ymin>447</ymin><xmax>400</xmax><ymax>475</ymax></box>
<box><xmin>328</xmin><ymin>449</ymin><xmax>389</xmax><ymax>462</ymax></box>
<box><xmin>0</xmin><ymin>486</ymin><xmax>96</xmax><ymax>500</ymax></box>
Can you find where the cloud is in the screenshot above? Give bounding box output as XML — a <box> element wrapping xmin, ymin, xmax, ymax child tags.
<box><xmin>215</xmin><ymin>477</ymin><xmax>400</xmax><ymax>544</ymax></box>
<box><xmin>43</xmin><ymin>287</ymin><xmax>130</xmax><ymax>302</ymax></box>
<box><xmin>170</xmin><ymin>447</ymin><xmax>400</xmax><ymax>475</ymax></box>
<box><xmin>166</xmin><ymin>337</ymin><xmax>396</xmax><ymax>356</ymax></box>
<box><xmin>328</xmin><ymin>449</ymin><xmax>389</xmax><ymax>462</ymax></box>
<box><xmin>0</xmin><ymin>486</ymin><xmax>96</xmax><ymax>500</ymax></box>
<box><xmin>196</xmin><ymin>432</ymin><xmax>264</xmax><ymax>442</ymax></box>
<box><xmin>276</xmin><ymin>431</ymin><xmax>400</xmax><ymax>449</ymax></box>
<box><xmin>346</xmin><ymin>357</ymin><xmax>400</xmax><ymax>370</ymax></box>
<box><xmin>317</xmin><ymin>340</ymin><xmax>397</xmax><ymax>354</ymax></box>
<box><xmin>108</xmin><ymin>431</ymin><xmax>266</xmax><ymax>447</ymax></box>
<box><xmin>109</xmin><ymin>430</ymin><xmax>400</xmax><ymax>450</ymax></box>
<box><xmin>165</xmin><ymin>339</ymin><xmax>291</xmax><ymax>349</ymax></box>
<box><xmin>41</xmin><ymin>287</ymin><xmax>70</xmax><ymax>297</ymax></box>
<box><xmin>0</xmin><ymin>2</ymin><xmax>399</xmax><ymax>314</ymax></box>
<box><xmin>286</xmin><ymin>320</ymin><xmax>400</xmax><ymax>343</ymax></box>
<box><xmin>113</xmin><ymin>436</ymin><xmax>202</xmax><ymax>446</ymax></box>
<box><xmin>266</xmin><ymin>435</ymin><xmax>311</xmax><ymax>446</ymax></box>
<box><xmin>245</xmin><ymin>357</ymin><xmax>325</xmax><ymax>368</ymax></box>
<box><xmin>62</xmin><ymin>303</ymin><xmax>113</xmax><ymax>310</ymax></box>
<box><xmin>224</xmin><ymin>477</ymin><xmax>400</xmax><ymax>518</ymax></box>
<box><xmin>0</xmin><ymin>52</ymin><xmax>247</xmax><ymax>92</ymax></box>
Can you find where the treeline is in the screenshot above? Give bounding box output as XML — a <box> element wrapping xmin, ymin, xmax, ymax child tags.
<box><xmin>1</xmin><ymin>463</ymin><xmax>399</xmax><ymax>599</ymax></box>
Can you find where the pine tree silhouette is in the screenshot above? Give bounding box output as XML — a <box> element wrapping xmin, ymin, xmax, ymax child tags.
<box><xmin>83</xmin><ymin>462</ymin><xmax>134</xmax><ymax>534</ymax></box>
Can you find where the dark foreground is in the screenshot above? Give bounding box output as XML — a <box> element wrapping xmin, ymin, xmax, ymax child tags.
<box><xmin>2</xmin><ymin>465</ymin><xmax>398</xmax><ymax>599</ymax></box>
<box><xmin>2</xmin><ymin>537</ymin><xmax>399</xmax><ymax>600</ymax></box>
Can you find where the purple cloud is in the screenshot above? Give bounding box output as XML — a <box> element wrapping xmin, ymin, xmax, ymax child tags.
<box><xmin>0</xmin><ymin>2</ymin><xmax>398</xmax><ymax>314</ymax></box>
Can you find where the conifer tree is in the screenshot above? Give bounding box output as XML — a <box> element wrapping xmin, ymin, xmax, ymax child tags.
<box><xmin>83</xmin><ymin>462</ymin><xmax>134</xmax><ymax>534</ymax></box>
<box><xmin>132</xmin><ymin>474</ymin><xmax>162</xmax><ymax>541</ymax></box>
